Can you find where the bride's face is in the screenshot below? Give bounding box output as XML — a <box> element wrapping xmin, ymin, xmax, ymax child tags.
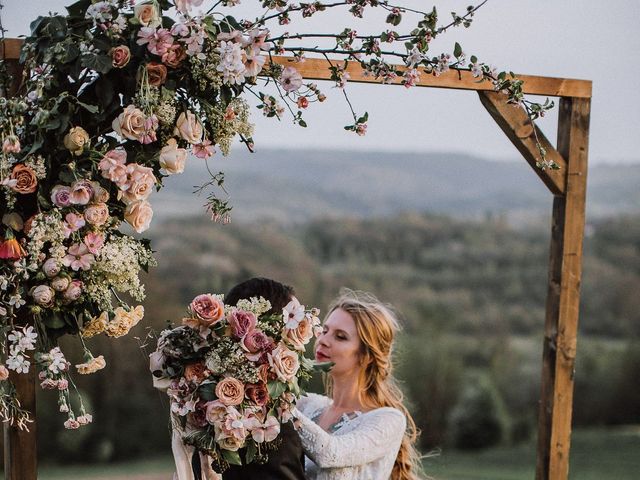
<box><xmin>315</xmin><ymin>308</ymin><xmax>362</xmax><ymax>378</ymax></box>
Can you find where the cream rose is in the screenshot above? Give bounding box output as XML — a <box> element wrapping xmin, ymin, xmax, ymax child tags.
<box><xmin>32</xmin><ymin>285</ymin><xmax>55</xmax><ymax>307</ymax></box>
<box><xmin>217</xmin><ymin>434</ymin><xmax>244</xmax><ymax>452</ymax></box>
<box><xmin>84</xmin><ymin>203</ymin><xmax>109</xmax><ymax>226</ymax></box>
<box><xmin>215</xmin><ymin>377</ymin><xmax>245</xmax><ymax>406</ymax></box>
<box><xmin>64</xmin><ymin>127</ymin><xmax>90</xmax><ymax>156</ymax></box>
<box><xmin>134</xmin><ymin>2</ymin><xmax>161</xmax><ymax>27</ymax></box>
<box><xmin>282</xmin><ymin>316</ymin><xmax>314</xmax><ymax>351</ymax></box>
<box><xmin>159</xmin><ymin>139</ymin><xmax>187</xmax><ymax>174</ymax></box>
<box><xmin>124</xmin><ymin>199</ymin><xmax>154</xmax><ymax>233</ymax></box>
<box><xmin>268</xmin><ymin>343</ymin><xmax>300</xmax><ymax>383</ymax></box>
<box><xmin>112</xmin><ymin>105</ymin><xmax>146</xmax><ymax>141</ymax></box>
<box><xmin>91</xmin><ymin>182</ymin><xmax>110</xmax><ymax>203</ymax></box>
<box><xmin>122</xmin><ymin>164</ymin><xmax>156</xmax><ymax>203</ymax></box>
<box><xmin>174</xmin><ymin>111</ymin><xmax>204</xmax><ymax>144</ymax></box>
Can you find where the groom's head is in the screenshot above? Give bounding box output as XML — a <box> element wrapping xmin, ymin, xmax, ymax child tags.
<box><xmin>225</xmin><ymin>277</ymin><xmax>295</xmax><ymax>315</ymax></box>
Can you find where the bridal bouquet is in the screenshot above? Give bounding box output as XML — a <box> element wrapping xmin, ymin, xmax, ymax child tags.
<box><xmin>150</xmin><ymin>293</ymin><xmax>320</xmax><ymax>470</ymax></box>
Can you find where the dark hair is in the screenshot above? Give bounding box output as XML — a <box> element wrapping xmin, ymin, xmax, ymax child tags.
<box><xmin>225</xmin><ymin>277</ymin><xmax>295</xmax><ymax>315</ymax></box>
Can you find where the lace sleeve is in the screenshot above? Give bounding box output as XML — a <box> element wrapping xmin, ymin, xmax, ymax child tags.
<box><xmin>293</xmin><ymin>407</ymin><xmax>406</xmax><ymax>469</ymax></box>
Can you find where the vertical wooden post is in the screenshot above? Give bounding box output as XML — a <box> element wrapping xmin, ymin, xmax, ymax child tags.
<box><xmin>536</xmin><ymin>97</ymin><xmax>591</xmax><ymax>480</ymax></box>
<box><xmin>1</xmin><ymin>39</ymin><xmax>38</xmax><ymax>480</ymax></box>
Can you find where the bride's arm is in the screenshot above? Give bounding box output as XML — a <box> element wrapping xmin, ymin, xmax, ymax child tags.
<box><xmin>293</xmin><ymin>407</ymin><xmax>406</xmax><ymax>469</ymax></box>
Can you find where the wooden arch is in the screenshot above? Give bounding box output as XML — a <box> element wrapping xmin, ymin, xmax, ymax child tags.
<box><xmin>1</xmin><ymin>38</ymin><xmax>591</xmax><ymax>480</ymax></box>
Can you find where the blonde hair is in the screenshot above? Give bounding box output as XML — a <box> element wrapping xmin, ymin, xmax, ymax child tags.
<box><xmin>325</xmin><ymin>290</ymin><xmax>423</xmax><ymax>480</ymax></box>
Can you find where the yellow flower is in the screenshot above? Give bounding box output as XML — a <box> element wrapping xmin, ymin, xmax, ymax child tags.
<box><xmin>76</xmin><ymin>355</ymin><xmax>106</xmax><ymax>375</ymax></box>
<box><xmin>81</xmin><ymin>312</ymin><xmax>108</xmax><ymax>338</ymax></box>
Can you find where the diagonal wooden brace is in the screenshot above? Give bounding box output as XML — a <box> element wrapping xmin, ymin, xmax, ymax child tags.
<box><xmin>478</xmin><ymin>90</ymin><xmax>566</xmax><ymax>196</ymax></box>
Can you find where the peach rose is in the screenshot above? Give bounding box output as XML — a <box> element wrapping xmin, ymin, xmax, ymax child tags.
<box><xmin>64</xmin><ymin>126</ymin><xmax>90</xmax><ymax>156</ymax></box>
<box><xmin>159</xmin><ymin>138</ymin><xmax>187</xmax><ymax>174</ymax></box>
<box><xmin>124</xmin><ymin>199</ymin><xmax>153</xmax><ymax>233</ymax></box>
<box><xmin>267</xmin><ymin>343</ymin><xmax>300</xmax><ymax>383</ymax></box>
<box><xmin>162</xmin><ymin>44</ymin><xmax>187</xmax><ymax>68</ymax></box>
<box><xmin>84</xmin><ymin>203</ymin><xmax>109</xmax><ymax>226</ymax></box>
<box><xmin>174</xmin><ymin>111</ymin><xmax>204</xmax><ymax>144</ymax></box>
<box><xmin>10</xmin><ymin>164</ymin><xmax>37</xmax><ymax>194</ymax></box>
<box><xmin>70</xmin><ymin>179</ymin><xmax>93</xmax><ymax>205</ymax></box>
<box><xmin>112</xmin><ymin>105</ymin><xmax>146</xmax><ymax>141</ymax></box>
<box><xmin>282</xmin><ymin>316</ymin><xmax>314</xmax><ymax>351</ymax></box>
<box><xmin>215</xmin><ymin>377</ymin><xmax>245</xmax><ymax>406</ymax></box>
<box><xmin>91</xmin><ymin>183</ymin><xmax>110</xmax><ymax>203</ymax></box>
<box><xmin>134</xmin><ymin>2</ymin><xmax>161</xmax><ymax>27</ymax></box>
<box><xmin>111</xmin><ymin>45</ymin><xmax>131</xmax><ymax>68</ymax></box>
<box><xmin>0</xmin><ymin>365</ymin><xmax>9</xmax><ymax>381</ymax></box>
<box><xmin>184</xmin><ymin>362</ymin><xmax>209</xmax><ymax>384</ymax></box>
<box><xmin>121</xmin><ymin>164</ymin><xmax>156</xmax><ymax>203</ymax></box>
<box><xmin>190</xmin><ymin>294</ymin><xmax>224</xmax><ymax>325</ymax></box>
<box><xmin>245</xmin><ymin>382</ymin><xmax>269</xmax><ymax>406</ymax></box>
<box><xmin>146</xmin><ymin>62</ymin><xmax>167</xmax><ymax>86</ymax></box>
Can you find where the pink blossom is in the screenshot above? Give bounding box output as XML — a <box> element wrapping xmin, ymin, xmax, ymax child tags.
<box><xmin>77</xmin><ymin>413</ymin><xmax>93</xmax><ymax>425</ymax></box>
<box><xmin>40</xmin><ymin>379</ymin><xmax>57</xmax><ymax>389</ymax></box>
<box><xmin>57</xmin><ymin>378</ymin><xmax>69</xmax><ymax>390</ymax></box>
<box><xmin>279</xmin><ymin>66</ymin><xmax>303</xmax><ymax>93</ymax></box>
<box><xmin>217</xmin><ymin>30</ymin><xmax>243</xmax><ymax>43</ymax></box>
<box><xmin>356</xmin><ymin>122</ymin><xmax>367</xmax><ymax>136</ymax></box>
<box><xmin>63</xmin><ymin>213</ymin><xmax>86</xmax><ymax>238</ymax></box>
<box><xmin>246</xmin><ymin>29</ymin><xmax>270</xmax><ymax>52</ymax></box>
<box><xmin>243</xmin><ymin>50</ymin><xmax>266</xmax><ymax>77</ymax></box>
<box><xmin>403</xmin><ymin>68</ymin><xmax>420</xmax><ymax>89</ymax></box>
<box><xmin>137</xmin><ymin>27</ymin><xmax>174</xmax><ymax>56</ymax></box>
<box><xmin>139</xmin><ymin>115</ymin><xmax>159</xmax><ymax>144</ymax></box>
<box><xmin>171</xmin><ymin>23</ymin><xmax>189</xmax><ymax>37</ymax></box>
<box><xmin>70</xmin><ymin>180</ymin><xmax>94</xmax><ymax>205</ymax></box>
<box><xmin>193</xmin><ymin>139</ymin><xmax>215</xmax><ymax>159</ymax></box>
<box><xmin>62</xmin><ymin>243</ymin><xmax>95</xmax><ymax>271</ymax></box>
<box><xmin>248</xmin><ymin>415</ymin><xmax>280</xmax><ymax>443</ymax></box>
<box><xmin>174</xmin><ymin>0</ymin><xmax>206</xmax><ymax>14</ymax></box>
<box><xmin>223</xmin><ymin>407</ymin><xmax>247</xmax><ymax>441</ymax></box>
<box><xmin>84</xmin><ymin>232</ymin><xmax>105</xmax><ymax>255</ymax></box>
<box><xmin>64</xmin><ymin>418</ymin><xmax>80</xmax><ymax>429</ymax></box>
<box><xmin>3</xmin><ymin>135</ymin><xmax>21</xmax><ymax>154</ymax></box>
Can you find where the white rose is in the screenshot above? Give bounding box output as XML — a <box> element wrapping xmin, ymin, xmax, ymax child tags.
<box><xmin>125</xmin><ymin>200</ymin><xmax>154</xmax><ymax>233</ymax></box>
<box><xmin>159</xmin><ymin>139</ymin><xmax>188</xmax><ymax>174</ymax></box>
<box><xmin>43</xmin><ymin>258</ymin><xmax>61</xmax><ymax>278</ymax></box>
<box><xmin>32</xmin><ymin>285</ymin><xmax>55</xmax><ymax>306</ymax></box>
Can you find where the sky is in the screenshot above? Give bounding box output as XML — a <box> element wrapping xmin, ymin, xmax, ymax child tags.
<box><xmin>2</xmin><ymin>0</ymin><xmax>639</xmax><ymax>164</ymax></box>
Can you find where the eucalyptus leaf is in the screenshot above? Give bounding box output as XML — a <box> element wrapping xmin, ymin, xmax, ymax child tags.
<box><xmin>454</xmin><ymin>42</ymin><xmax>463</xmax><ymax>58</ymax></box>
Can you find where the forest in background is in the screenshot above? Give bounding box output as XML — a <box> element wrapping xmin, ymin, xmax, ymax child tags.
<box><xmin>29</xmin><ymin>210</ymin><xmax>640</xmax><ymax>463</ymax></box>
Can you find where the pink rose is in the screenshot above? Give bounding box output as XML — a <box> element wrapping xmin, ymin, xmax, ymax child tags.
<box><xmin>242</xmin><ymin>329</ymin><xmax>272</xmax><ymax>354</ymax></box>
<box><xmin>99</xmin><ymin>149</ymin><xmax>128</xmax><ymax>186</ymax></box>
<box><xmin>174</xmin><ymin>111</ymin><xmax>204</xmax><ymax>144</ymax></box>
<box><xmin>51</xmin><ymin>185</ymin><xmax>72</xmax><ymax>207</ymax></box>
<box><xmin>227</xmin><ymin>309</ymin><xmax>257</xmax><ymax>339</ymax></box>
<box><xmin>267</xmin><ymin>343</ymin><xmax>300</xmax><ymax>383</ymax></box>
<box><xmin>84</xmin><ymin>203</ymin><xmax>109</xmax><ymax>226</ymax></box>
<box><xmin>124</xmin><ymin>199</ymin><xmax>154</xmax><ymax>233</ymax></box>
<box><xmin>159</xmin><ymin>139</ymin><xmax>187</xmax><ymax>174</ymax></box>
<box><xmin>64</xmin><ymin>418</ymin><xmax>80</xmax><ymax>430</ymax></box>
<box><xmin>121</xmin><ymin>164</ymin><xmax>156</xmax><ymax>203</ymax></box>
<box><xmin>162</xmin><ymin>44</ymin><xmax>187</xmax><ymax>68</ymax></box>
<box><xmin>51</xmin><ymin>276</ymin><xmax>70</xmax><ymax>292</ymax></box>
<box><xmin>215</xmin><ymin>377</ymin><xmax>244</xmax><ymax>406</ymax></box>
<box><xmin>112</xmin><ymin>105</ymin><xmax>147</xmax><ymax>141</ymax></box>
<box><xmin>43</xmin><ymin>258</ymin><xmax>61</xmax><ymax>278</ymax></box>
<box><xmin>63</xmin><ymin>280</ymin><xmax>83</xmax><ymax>302</ymax></box>
<box><xmin>111</xmin><ymin>45</ymin><xmax>131</xmax><ymax>68</ymax></box>
<box><xmin>70</xmin><ymin>180</ymin><xmax>94</xmax><ymax>205</ymax></box>
<box><xmin>57</xmin><ymin>378</ymin><xmax>69</xmax><ymax>390</ymax></box>
<box><xmin>32</xmin><ymin>285</ymin><xmax>55</xmax><ymax>307</ymax></box>
<box><xmin>190</xmin><ymin>294</ymin><xmax>224</xmax><ymax>325</ymax></box>
<box><xmin>205</xmin><ymin>400</ymin><xmax>227</xmax><ymax>425</ymax></box>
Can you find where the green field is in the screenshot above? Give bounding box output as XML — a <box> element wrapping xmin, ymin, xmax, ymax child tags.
<box><xmin>36</xmin><ymin>427</ymin><xmax>640</xmax><ymax>480</ymax></box>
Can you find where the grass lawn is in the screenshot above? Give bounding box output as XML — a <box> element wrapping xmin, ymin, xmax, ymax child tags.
<box><xmin>36</xmin><ymin>426</ymin><xmax>640</xmax><ymax>480</ymax></box>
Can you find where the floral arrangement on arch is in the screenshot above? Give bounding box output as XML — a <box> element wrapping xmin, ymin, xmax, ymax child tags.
<box><xmin>0</xmin><ymin>0</ymin><xmax>553</xmax><ymax>430</ymax></box>
<box><xmin>150</xmin><ymin>293</ymin><xmax>321</xmax><ymax>470</ymax></box>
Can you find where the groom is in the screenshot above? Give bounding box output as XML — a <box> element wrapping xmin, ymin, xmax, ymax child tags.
<box><xmin>193</xmin><ymin>277</ymin><xmax>306</xmax><ymax>480</ymax></box>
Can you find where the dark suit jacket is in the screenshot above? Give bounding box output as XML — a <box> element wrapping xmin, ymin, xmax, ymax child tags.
<box><xmin>193</xmin><ymin>422</ymin><xmax>305</xmax><ymax>480</ymax></box>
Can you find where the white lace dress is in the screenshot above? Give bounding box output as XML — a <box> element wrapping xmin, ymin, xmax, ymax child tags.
<box><xmin>294</xmin><ymin>393</ymin><xmax>406</xmax><ymax>480</ymax></box>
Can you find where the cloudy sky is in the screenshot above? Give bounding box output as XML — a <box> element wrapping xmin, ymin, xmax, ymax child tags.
<box><xmin>2</xmin><ymin>0</ymin><xmax>638</xmax><ymax>164</ymax></box>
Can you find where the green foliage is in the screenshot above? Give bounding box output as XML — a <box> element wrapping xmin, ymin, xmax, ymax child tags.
<box><xmin>448</xmin><ymin>373</ymin><xmax>510</xmax><ymax>450</ymax></box>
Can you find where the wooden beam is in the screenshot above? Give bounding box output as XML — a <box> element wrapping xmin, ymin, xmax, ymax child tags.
<box><xmin>477</xmin><ymin>90</ymin><xmax>567</xmax><ymax>195</ymax></box>
<box><xmin>3</xmin><ymin>368</ymin><xmax>37</xmax><ymax>480</ymax></box>
<box><xmin>270</xmin><ymin>56</ymin><xmax>592</xmax><ymax>98</ymax></box>
<box><xmin>1</xmin><ymin>39</ymin><xmax>592</xmax><ymax>98</ymax></box>
<box><xmin>536</xmin><ymin>97</ymin><xmax>591</xmax><ymax>480</ymax></box>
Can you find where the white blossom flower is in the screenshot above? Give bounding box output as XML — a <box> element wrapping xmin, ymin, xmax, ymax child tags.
<box><xmin>8</xmin><ymin>326</ymin><xmax>38</xmax><ymax>351</ymax></box>
<box><xmin>216</xmin><ymin>41</ymin><xmax>246</xmax><ymax>85</ymax></box>
<box><xmin>283</xmin><ymin>298</ymin><xmax>305</xmax><ymax>329</ymax></box>
<box><xmin>6</xmin><ymin>353</ymin><xmax>30</xmax><ymax>373</ymax></box>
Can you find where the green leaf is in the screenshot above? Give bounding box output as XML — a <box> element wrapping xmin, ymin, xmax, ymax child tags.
<box><xmin>81</xmin><ymin>53</ymin><xmax>113</xmax><ymax>74</ymax></box>
<box><xmin>76</xmin><ymin>101</ymin><xmax>99</xmax><ymax>114</ymax></box>
<box><xmin>221</xmin><ymin>449</ymin><xmax>242</xmax><ymax>466</ymax></box>
<box><xmin>44</xmin><ymin>312</ymin><xmax>66</xmax><ymax>329</ymax></box>
<box><xmin>66</xmin><ymin>0</ymin><xmax>92</xmax><ymax>18</ymax></box>
<box><xmin>197</xmin><ymin>383</ymin><xmax>216</xmax><ymax>401</ymax></box>
<box><xmin>267</xmin><ymin>381</ymin><xmax>287</xmax><ymax>399</ymax></box>
<box><xmin>470</xmin><ymin>55</ymin><xmax>478</xmax><ymax>64</ymax></box>
<box><xmin>454</xmin><ymin>42</ymin><xmax>462</xmax><ymax>58</ymax></box>
<box><xmin>298</xmin><ymin>119</ymin><xmax>307</xmax><ymax>128</ymax></box>
<box><xmin>245</xmin><ymin>440</ymin><xmax>257</xmax><ymax>464</ymax></box>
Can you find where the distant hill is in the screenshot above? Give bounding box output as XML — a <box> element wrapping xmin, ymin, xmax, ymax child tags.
<box><xmin>152</xmin><ymin>149</ymin><xmax>640</xmax><ymax>224</ymax></box>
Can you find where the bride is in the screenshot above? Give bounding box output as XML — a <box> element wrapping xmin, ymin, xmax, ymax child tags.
<box><xmin>294</xmin><ymin>290</ymin><xmax>423</xmax><ymax>480</ymax></box>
